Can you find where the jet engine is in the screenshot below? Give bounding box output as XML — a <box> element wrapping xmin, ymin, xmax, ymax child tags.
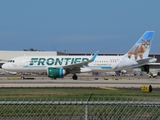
<box><xmin>47</xmin><ymin>67</ymin><xmax>66</xmax><ymax>79</ymax></box>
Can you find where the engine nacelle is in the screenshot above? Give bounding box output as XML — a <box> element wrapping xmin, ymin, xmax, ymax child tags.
<box><xmin>47</xmin><ymin>67</ymin><xmax>66</xmax><ymax>78</ymax></box>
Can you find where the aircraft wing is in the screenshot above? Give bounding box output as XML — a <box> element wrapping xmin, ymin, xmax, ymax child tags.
<box><xmin>63</xmin><ymin>51</ymin><xmax>99</xmax><ymax>69</ymax></box>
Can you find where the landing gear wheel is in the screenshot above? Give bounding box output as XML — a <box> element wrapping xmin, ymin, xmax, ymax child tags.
<box><xmin>72</xmin><ymin>74</ymin><xmax>78</xmax><ymax>80</ymax></box>
<box><xmin>21</xmin><ymin>75</ymin><xmax>25</xmax><ymax>80</ymax></box>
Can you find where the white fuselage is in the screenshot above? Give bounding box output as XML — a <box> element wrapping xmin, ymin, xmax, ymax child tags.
<box><xmin>2</xmin><ymin>55</ymin><xmax>142</xmax><ymax>73</ymax></box>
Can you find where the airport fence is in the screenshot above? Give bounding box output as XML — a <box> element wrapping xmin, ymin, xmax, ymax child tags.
<box><xmin>0</xmin><ymin>97</ymin><xmax>160</xmax><ymax>120</ymax></box>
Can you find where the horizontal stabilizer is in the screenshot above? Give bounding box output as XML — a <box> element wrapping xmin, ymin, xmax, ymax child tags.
<box><xmin>136</xmin><ymin>57</ymin><xmax>157</xmax><ymax>64</ymax></box>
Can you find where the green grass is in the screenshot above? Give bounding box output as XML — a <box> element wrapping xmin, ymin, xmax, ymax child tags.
<box><xmin>0</xmin><ymin>88</ymin><xmax>160</xmax><ymax>101</ymax></box>
<box><xmin>0</xmin><ymin>88</ymin><xmax>160</xmax><ymax>117</ymax></box>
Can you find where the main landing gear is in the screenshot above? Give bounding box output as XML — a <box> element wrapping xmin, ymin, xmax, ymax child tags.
<box><xmin>21</xmin><ymin>74</ymin><xmax>25</xmax><ymax>80</ymax></box>
<box><xmin>72</xmin><ymin>74</ymin><xmax>78</xmax><ymax>80</ymax></box>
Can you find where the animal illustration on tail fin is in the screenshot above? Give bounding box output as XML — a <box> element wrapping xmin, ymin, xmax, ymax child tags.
<box><xmin>126</xmin><ymin>31</ymin><xmax>154</xmax><ymax>60</ymax></box>
<box><xmin>127</xmin><ymin>38</ymin><xmax>150</xmax><ymax>60</ymax></box>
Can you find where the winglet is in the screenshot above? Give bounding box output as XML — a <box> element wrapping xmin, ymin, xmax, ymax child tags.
<box><xmin>91</xmin><ymin>51</ymin><xmax>99</xmax><ymax>61</ymax></box>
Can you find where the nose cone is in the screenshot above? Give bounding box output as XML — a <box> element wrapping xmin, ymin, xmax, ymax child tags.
<box><xmin>2</xmin><ymin>63</ymin><xmax>9</xmax><ymax>70</ymax></box>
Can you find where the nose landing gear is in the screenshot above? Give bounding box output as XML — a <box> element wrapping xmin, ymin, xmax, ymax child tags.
<box><xmin>21</xmin><ymin>74</ymin><xmax>25</xmax><ymax>79</ymax></box>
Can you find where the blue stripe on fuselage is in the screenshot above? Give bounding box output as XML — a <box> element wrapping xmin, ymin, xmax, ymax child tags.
<box><xmin>87</xmin><ymin>66</ymin><xmax>112</xmax><ymax>69</ymax></box>
<box><xmin>101</xmin><ymin>66</ymin><xmax>112</xmax><ymax>69</ymax></box>
<box><xmin>23</xmin><ymin>66</ymin><xmax>46</xmax><ymax>68</ymax></box>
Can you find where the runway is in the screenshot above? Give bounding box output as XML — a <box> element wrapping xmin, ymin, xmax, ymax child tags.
<box><xmin>0</xmin><ymin>75</ymin><xmax>160</xmax><ymax>88</ymax></box>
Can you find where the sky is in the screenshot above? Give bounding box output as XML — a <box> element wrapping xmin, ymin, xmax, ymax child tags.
<box><xmin>0</xmin><ymin>0</ymin><xmax>160</xmax><ymax>54</ymax></box>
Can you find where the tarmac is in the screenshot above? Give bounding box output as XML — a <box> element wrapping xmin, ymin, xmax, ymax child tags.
<box><xmin>0</xmin><ymin>75</ymin><xmax>160</xmax><ymax>89</ymax></box>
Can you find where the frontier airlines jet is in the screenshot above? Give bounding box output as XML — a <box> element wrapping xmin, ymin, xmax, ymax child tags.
<box><xmin>2</xmin><ymin>31</ymin><xmax>156</xmax><ymax>80</ymax></box>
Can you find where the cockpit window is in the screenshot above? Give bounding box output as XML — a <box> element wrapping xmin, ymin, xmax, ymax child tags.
<box><xmin>8</xmin><ymin>60</ymin><xmax>15</xmax><ymax>63</ymax></box>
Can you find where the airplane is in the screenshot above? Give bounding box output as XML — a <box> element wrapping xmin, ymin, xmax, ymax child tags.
<box><xmin>2</xmin><ymin>31</ymin><xmax>157</xmax><ymax>80</ymax></box>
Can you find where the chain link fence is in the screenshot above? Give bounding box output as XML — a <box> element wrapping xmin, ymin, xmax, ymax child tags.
<box><xmin>0</xmin><ymin>97</ymin><xmax>160</xmax><ymax>120</ymax></box>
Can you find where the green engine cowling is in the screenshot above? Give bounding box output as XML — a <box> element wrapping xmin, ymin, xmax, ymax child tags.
<box><xmin>47</xmin><ymin>67</ymin><xmax>66</xmax><ymax>78</ymax></box>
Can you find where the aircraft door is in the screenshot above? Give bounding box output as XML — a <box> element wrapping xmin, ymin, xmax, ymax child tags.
<box><xmin>20</xmin><ymin>57</ymin><xmax>30</xmax><ymax>72</ymax></box>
